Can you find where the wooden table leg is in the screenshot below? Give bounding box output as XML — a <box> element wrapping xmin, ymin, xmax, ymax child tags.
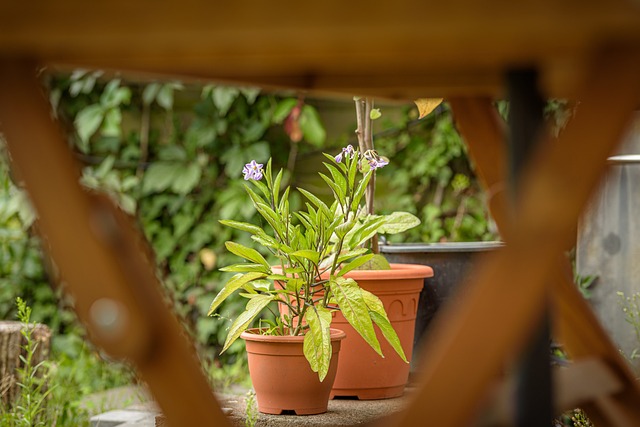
<box><xmin>0</xmin><ymin>59</ymin><xmax>229</xmax><ymax>427</ymax></box>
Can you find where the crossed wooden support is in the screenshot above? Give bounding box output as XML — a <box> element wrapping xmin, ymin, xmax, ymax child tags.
<box><xmin>1</xmin><ymin>47</ymin><xmax>640</xmax><ymax>427</ymax></box>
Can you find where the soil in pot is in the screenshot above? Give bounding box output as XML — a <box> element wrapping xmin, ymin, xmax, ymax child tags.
<box><xmin>242</xmin><ymin>328</ymin><xmax>347</xmax><ymax>415</ymax></box>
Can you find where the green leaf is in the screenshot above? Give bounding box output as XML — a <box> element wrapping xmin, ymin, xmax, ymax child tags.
<box><xmin>101</xmin><ymin>108</ymin><xmax>122</xmax><ymax>138</ymax></box>
<box><xmin>219</xmin><ymin>219</ymin><xmax>263</xmax><ymax>235</ymax></box>
<box><xmin>356</xmin><ymin>254</ymin><xmax>391</xmax><ymax>270</ymax></box>
<box><xmin>240</xmin><ymin>87</ymin><xmax>261</xmax><ymax>104</ymax></box>
<box><xmin>303</xmin><ymin>306</ymin><xmax>332</xmax><ymax>381</ymax></box>
<box><xmin>100</xmin><ymin>82</ymin><xmax>131</xmax><ymax>108</ymax></box>
<box><xmin>142</xmin><ymin>162</ymin><xmax>182</xmax><ymax>194</ymax></box>
<box><xmin>285</xmin><ymin>278</ymin><xmax>304</xmax><ymax>293</ymax></box>
<box><xmin>323</xmin><ymin>163</ymin><xmax>347</xmax><ymax>196</ymax></box>
<box><xmin>377</xmin><ymin>211</ymin><xmax>421</xmax><ymax>234</ymax></box>
<box><xmin>336</xmin><ymin>248</ymin><xmax>369</xmax><ymax>264</ymax></box>
<box><xmin>352</xmin><ymin>170</ymin><xmax>372</xmax><ymax>208</ymax></box>
<box><xmin>347</xmin><ymin>216</ymin><xmax>387</xmax><ymax>249</ymax></box>
<box><xmin>171</xmin><ymin>163</ymin><xmax>202</xmax><ymax>194</ymax></box>
<box><xmin>290</xmin><ymin>250</ymin><xmax>320</xmax><ymax>265</ymax></box>
<box><xmin>156</xmin><ymin>84</ymin><xmax>175</xmax><ymax>110</ymax></box>
<box><xmin>330</xmin><ymin>277</ymin><xmax>381</xmax><ymax>356</ymax></box>
<box><xmin>370</xmin><ymin>108</ymin><xmax>382</xmax><ymax>120</ymax></box>
<box><xmin>297</xmin><ymin>188</ymin><xmax>331</xmax><ymax>218</ymax></box>
<box><xmin>219</xmin><ymin>263</ymin><xmax>270</xmax><ymax>273</ymax></box>
<box><xmin>299</xmin><ymin>105</ymin><xmax>326</xmax><ymax>146</ymax></box>
<box><xmin>361</xmin><ymin>289</ymin><xmax>408</xmax><ymax>362</ymax></box>
<box><xmin>225</xmin><ymin>241</ymin><xmax>270</xmax><ymax>267</ymax></box>
<box><xmin>208</xmin><ymin>272</ymin><xmax>267</xmax><ymax>315</ymax></box>
<box><xmin>142</xmin><ymin>83</ymin><xmax>161</xmax><ymax>105</ymax></box>
<box><xmin>221</xmin><ymin>294</ymin><xmax>275</xmax><ymax>353</ymax></box>
<box><xmin>213</xmin><ymin>86</ymin><xmax>240</xmax><ymax>116</ymax></box>
<box><xmin>319</xmin><ymin>173</ymin><xmax>345</xmax><ymax>205</ymax></box>
<box><xmin>338</xmin><ymin>254</ymin><xmax>375</xmax><ymax>276</ymax></box>
<box><xmin>272</xmin><ymin>98</ymin><xmax>298</xmax><ymax>124</ymax></box>
<box><xmin>75</xmin><ymin>104</ymin><xmax>104</xmax><ymax>146</ymax></box>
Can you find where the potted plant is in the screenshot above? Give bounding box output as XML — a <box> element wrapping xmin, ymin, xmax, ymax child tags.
<box><xmin>208</xmin><ymin>150</ymin><xmax>418</xmax><ymax>414</ymax></box>
<box><xmin>326</xmin><ymin>98</ymin><xmax>434</xmax><ymax>400</ymax></box>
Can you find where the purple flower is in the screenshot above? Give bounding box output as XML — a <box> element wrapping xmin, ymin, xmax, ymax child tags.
<box><xmin>335</xmin><ymin>145</ymin><xmax>355</xmax><ymax>163</ymax></box>
<box><xmin>243</xmin><ymin>160</ymin><xmax>264</xmax><ymax>180</ymax></box>
<box><xmin>363</xmin><ymin>150</ymin><xmax>389</xmax><ymax>170</ymax></box>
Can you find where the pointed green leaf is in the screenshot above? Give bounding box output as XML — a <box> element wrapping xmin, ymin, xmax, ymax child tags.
<box><xmin>221</xmin><ymin>294</ymin><xmax>275</xmax><ymax>353</ymax></box>
<box><xmin>219</xmin><ymin>263</ymin><xmax>270</xmax><ymax>273</ymax></box>
<box><xmin>142</xmin><ymin>82</ymin><xmax>161</xmax><ymax>105</ymax></box>
<box><xmin>361</xmin><ymin>289</ymin><xmax>408</xmax><ymax>362</ymax></box>
<box><xmin>171</xmin><ymin>163</ymin><xmax>202</xmax><ymax>194</ymax></box>
<box><xmin>303</xmin><ymin>307</ymin><xmax>332</xmax><ymax>381</ymax></box>
<box><xmin>356</xmin><ymin>254</ymin><xmax>391</xmax><ymax>270</ymax></box>
<box><xmin>219</xmin><ymin>219</ymin><xmax>263</xmax><ymax>235</ymax></box>
<box><xmin>208</xmin><ymin>272</ymin><xmax>267</xmax><ymax>315</ymax></box>
<box><xmin>347</xmin><ymin>216</ymin><xmax>387</xmax><ymax>249</ymax></box>
<box><xmin>298</xmin><ymin>188</ymin><xmax>331</xmax><ymax>218</ymax></box>
<box><xmin>272</xmin><ymin>98</ymin><xmax>298</xmax><ymax>124</ymax></box>
<box><xmin>290</xmin><ymin>250</ymin><xmax>319</xmax><ymax>265</ymax></box>
<box><xmin>377</xmin><ymin>211</ymin><xmax>421</xmax><ymax>234</ymax></box>
<box><xmin>352</xmin><ymin>170</ymin><xmax>372</xmax><ymax>209</ymax></box>
<box><xmin>336</xmin><ymin>248</ymin><xmax>370</xmax><ymax>264</ymax></box>
<box><xmin>225</xmin><ymin>241</ymin><xmax>269</xmax><ymax>267</ymax></box>
<box><xmin>320</xmin><ymin>173</ymin><xmax>345</xmax><ymax>204</ymax></box>
<box><xmin>75</xmin><ymin>104</ymin><xmax>104</xmax><ymax>146</ymax></box>
<box><xmin>338</xmin><ymin>254</ymin><xmax>375</xmax><ymax>276</ymax></box>
<box><xmin>212</xmin><ymin>86</ymin><xmax>240</xmax><ymax>116</ymax></box>
<box><xmin>330</xmin><ymin>278</ymin><xmax>381</xmax><ymax>356</ymax></box>
<box><xmin>299</xmin><ymin>105</ymin><xmax>326</xmax><ymax>146</ymax></box>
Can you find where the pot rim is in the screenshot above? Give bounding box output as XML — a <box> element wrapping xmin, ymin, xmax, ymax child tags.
<box><xmin>380</xmin><ymin>241</ymin><xmax>504</xmax><ymax>253</ymax></box>
<box><xmin>241</xmin><ymin>327</ymin><xmax>347</xmax><ymax>343</ymax></box>
<box><xmin>340</xmin><ymin>263</ymin><xmax>433</xmax><ymax>280</ymax></box>
<box><xmin>272</xmin><ymin>263</ymin><xmax>434</xmax><ymax>280</ymax></box>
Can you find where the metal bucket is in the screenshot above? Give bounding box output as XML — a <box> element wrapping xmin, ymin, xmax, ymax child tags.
<box><xmin>577</xmin><ymin>153</ymin><xmax>640</xmax><ymax>366</ymax></box>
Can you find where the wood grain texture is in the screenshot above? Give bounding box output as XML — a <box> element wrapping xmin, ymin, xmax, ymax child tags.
<box><xmin>2</xmin><ymin>1</ymin><xmax>640</xmax><ymax>98</ymax></box>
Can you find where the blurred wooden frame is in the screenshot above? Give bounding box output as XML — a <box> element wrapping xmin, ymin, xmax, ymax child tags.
<box><xmin>2</xmin><ymin>2</ymin><xmax>640</xmax><ymax>426</ymax></box>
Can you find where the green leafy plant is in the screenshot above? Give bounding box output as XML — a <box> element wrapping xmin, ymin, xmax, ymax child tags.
<box><xmin>617</xmin><ymin>291</ymin><xmax>640</xmax><ymax>360</ymax></box>
<box><xmin>554</xmin><ymin>408</ymin><xmax>594</xmax><ymax>427</ymax></box>
<box><xmin>208</xmin><ymin>149</ymin><xmax>418</xmax><ymax>380</ymax></box>
<box><xmin>0</xmin><ymin>298</ymin><xmax>52</xmax><ymax>427</ymax></box>
<box><xmin>244</xmin><ymin>390</ymin><xmax>258</xmax><ymax>427</ymax></box>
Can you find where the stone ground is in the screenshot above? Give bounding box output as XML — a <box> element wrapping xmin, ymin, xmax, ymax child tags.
<box><xmin>89</xmin><ymin>385</ymin><xmax>414</xmax><ymax>427</ymax></box>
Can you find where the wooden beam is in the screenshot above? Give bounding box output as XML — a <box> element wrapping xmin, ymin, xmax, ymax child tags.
<box><xmin>448</xmin><ymin>97</ymin><xmax>509</xmax><ymax>232</ymax></box>
<box><xmin>0</xmin><ymin>60</ymin><xmax>229</xmax><ymax>427</ymax></box>
<box><xmin>2</xmin><ymin>1</ymin><xmax>640</xmax><ymax>98</ymax></box>
<box><xmin>389</xmin><ymin>47</ymin><xmax>640</xmax><ymax>427</ymax></box>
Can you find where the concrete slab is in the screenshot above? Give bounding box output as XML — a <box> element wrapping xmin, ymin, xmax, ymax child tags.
<box><xmin>90</xmin><ymin>409</ymin><xmax>155</xmax><ymax>427</ymax></box>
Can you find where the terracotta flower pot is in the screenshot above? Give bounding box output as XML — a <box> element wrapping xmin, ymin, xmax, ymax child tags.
<box><xmin>330</xmin><ymin>263</ymin><xmax>433</xmax><ymax>399</ymax></box>
<box><xmin>241</xmin><ymin>328</ymin><xmax>347</xmax><ymax>415</ymax></box>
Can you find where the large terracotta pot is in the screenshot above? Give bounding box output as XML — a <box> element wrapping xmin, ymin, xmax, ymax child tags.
<box><xmin>330</xmin><ymin>263</ymin><xmax>433</xmax><ymax>399</ymax></box>
<box><xmin>241</xmin><ymin>328</ymin><xmax>346</xmax><ymax>415</ymax></box>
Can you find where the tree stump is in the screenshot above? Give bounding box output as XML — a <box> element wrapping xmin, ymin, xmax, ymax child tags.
<box><xmin>0</xmin><ymin>321</ymin><xmax>51</xmax><ymax>408</ymax></box>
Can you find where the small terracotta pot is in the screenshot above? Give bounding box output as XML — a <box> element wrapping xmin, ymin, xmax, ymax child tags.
<box><xmin>241</xmin><ymin>328</ymin><xmax>347</xmax><ymax>415</ymax></box>
<box><xmin>330</xmin><ymin>263</ymin><xmax>433</xmax><ymax>399</ymax></box>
